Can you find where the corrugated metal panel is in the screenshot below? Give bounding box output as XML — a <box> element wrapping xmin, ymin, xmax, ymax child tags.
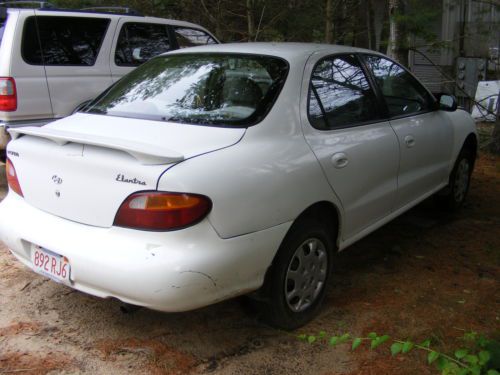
<box><xmin>413</xmin><ymin>47</ymin><xmax>442</xmax><ymax>65</ymax></box>
<box><xmin>412</xmin><ymin>65</ymin><xmax>443</xmax><ymax>93</ymax></box>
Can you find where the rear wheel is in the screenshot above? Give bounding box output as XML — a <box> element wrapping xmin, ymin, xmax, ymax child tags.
<box><xmin>437</xmin><ymin>148</ymin><xmax>474</xmax><ymax>210</ymax></box>
<box><xmin>259</xmin><ymin>217</ymin><xmax>334</xmax><ymax>330</ymax></box>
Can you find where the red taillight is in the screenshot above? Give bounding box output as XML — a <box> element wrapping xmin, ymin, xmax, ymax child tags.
<box><xmin>0</xmin><ymin>78</ymin><xmax>17</xmax><ymax>112</ymax></box>
<box><xmin>114</xmin><ymin>192</ymin><xmax>212</xmax><ymax>231</ymax></box>
<box><xmin>6</xmin><ymin>158</ymin><xmax>23</xmax><ymax>197</ymax></box>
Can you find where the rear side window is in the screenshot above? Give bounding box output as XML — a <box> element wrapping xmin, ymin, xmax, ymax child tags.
<box><xmin>22</xmin><ymin>16</ymin><xmax>110</xmax><ymax>66</ymax></box>
<box><xmin>174</xmin><ymin>27</ymin><xmax>217</xmax><ymax>48</ymax></box>
<box><xmin>115</xmin><ymin>23</ymin><xmax>172</xmax><ymax>67</ymax></box>
<box><xmin>308</xmin><ymin>54</ymin><xmax>380</xmax><ymax>130</ymax></box>
<box><xmin>363</xmin><ymin>55</ymin><xmax>434</xmax><ymax>117</ymax></box>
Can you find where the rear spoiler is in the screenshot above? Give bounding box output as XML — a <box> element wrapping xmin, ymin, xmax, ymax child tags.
<box><xmin>8</xmin><ymin>126</ymin><xmax>184</xmax><ymax>165</ymax></box>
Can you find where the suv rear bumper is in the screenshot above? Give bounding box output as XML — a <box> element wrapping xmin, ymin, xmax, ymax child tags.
<box><xmin>1</xmin><ymin>118</ymin><xmax>56</xmax><ymax>151</ymax></box>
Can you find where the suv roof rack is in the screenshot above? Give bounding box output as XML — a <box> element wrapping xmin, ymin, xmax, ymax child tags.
<box><xmin>0</xmin><ymin>1</ymin><xmax>55</xmax><ymax>8</ymax></box>
<box><xmin>0</xmin><ymin>3</ymin><xmax>144</xmax><ymax>17</ymax></box>
<box><xmin>80</xmin><ymin>6</ymin><xmax>143</xmax><ymax>16</ymax></box>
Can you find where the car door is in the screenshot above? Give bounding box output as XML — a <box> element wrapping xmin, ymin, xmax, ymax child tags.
<box><xmin>362</xmin><ymin>55</ymin><xmax>454</xmax><ymax>209</ymax></box>
<box><xmin>110</xmin><ymin>19</ymin><xmax>175</xmax><ymax>82</ymax></box>
<box><xmin>301</xmin><ymin>53</ymin><xmax>400</xmax><ymax>240</ymax></box>
<box><xmin>32</xmin><ymin>13</ymin><xmax>114</xmax><ymax>117</ymax></box>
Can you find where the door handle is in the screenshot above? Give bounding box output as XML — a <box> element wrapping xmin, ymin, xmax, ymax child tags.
<box><xmin>331</xmin><ymin>153</ymin><xmax>349</xmax><ymax>169</ymax></box>
<box><xmin>404</xmin><ymin>135</ymin><xmax>416</xmax><ymax>148</ymax></box>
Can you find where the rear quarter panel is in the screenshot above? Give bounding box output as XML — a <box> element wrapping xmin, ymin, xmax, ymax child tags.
<box><xmin>158</xmin><ymin>131</ymin><xmax>338</xmax><ymax>239</ymax></box>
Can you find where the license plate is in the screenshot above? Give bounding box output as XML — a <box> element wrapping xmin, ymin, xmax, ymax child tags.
<box><xmin>31</xmin><ymin>245</ymin><xmax>71</xmax><ymax>284</ymax></box>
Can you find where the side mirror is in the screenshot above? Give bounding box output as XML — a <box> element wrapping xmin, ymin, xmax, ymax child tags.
<box><xmin>436</xmin><ymin>94</ymin><xmax>458</xmax><ymax>112</ymax></box>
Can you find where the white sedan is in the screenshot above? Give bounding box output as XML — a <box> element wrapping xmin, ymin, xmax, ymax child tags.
<box><xmin>0</xmin><ymin>43</ymin><xmax>477</xmax><ymax>329</ymax></box>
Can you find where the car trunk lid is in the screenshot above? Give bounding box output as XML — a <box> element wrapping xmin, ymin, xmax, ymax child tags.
<box><xmin>7</xmin><ymin>113</ymin><xmax>245</xmax><ymax>227</ymax></box>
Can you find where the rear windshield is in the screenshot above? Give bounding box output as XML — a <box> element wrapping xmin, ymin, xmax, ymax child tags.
<box><xmin>84</xmin><ymin>53</ymin><xmax>289</xmax><ymax>127</ymax></box>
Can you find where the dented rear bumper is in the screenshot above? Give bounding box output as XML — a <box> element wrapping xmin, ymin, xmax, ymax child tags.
<box><xmin>0</xmin><ymin>192</ymin><xmax>290</xmax><ymax>312</ymax></box>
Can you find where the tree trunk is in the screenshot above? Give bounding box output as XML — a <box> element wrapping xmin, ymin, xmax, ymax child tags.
<box><xmin>354</xmin><ymin>0</ymin><xmax>369</xmax><ymax>48</ymax></box>
<box><xmin>325</xmin><ymin>0</ymin><xmax>333</xmax><ymax>43</ymax></box>
<box><xmin>386</xmin><ymin>0</ymin><xmax>408</xmax><ymax>65</ymax></box>
<box><xmin>335</xmin><ymin>1</ymin><xmax>346</xmax><ymax>44</ymax></box>
<box><xmin>387</xmin><ymin>0</ymin><xmax>399</xmax><ymax>58</ymax></box>
<box><xmin>367</xmin><ymin>0</ymin><xmax>376</xmax><ymax>49</ymax></box>
<box><xmin>376</xmin><ymin>0</ymin><xmax>389</xmax><ymax>52</ymax></box>
<box><xmin>246</xmin><ymin>0</ymin><xmax>255</xmax><ymax>42</ymax></box>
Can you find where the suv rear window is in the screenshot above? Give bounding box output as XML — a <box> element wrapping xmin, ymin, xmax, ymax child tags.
<box><xmin>85</xmin><ymin>53</ymin><xmax>289</xmax><ymax>127</ymax></box>
<box><xmin>22</xmin><ymin>16</ymin><xmax>110</xmax><ymax>66</ymax></box>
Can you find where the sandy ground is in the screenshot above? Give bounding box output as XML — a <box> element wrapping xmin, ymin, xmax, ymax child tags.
<box><xmin>0</xmin><ymin>154</ymin><xmax>498</xmax><ymax>375</ymax></box>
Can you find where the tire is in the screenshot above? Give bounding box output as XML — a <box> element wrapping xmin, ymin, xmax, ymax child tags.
<box><xmin>437</xmin><ymin>148</ymin><xmax>474</xmax><ymax>210</ymax></box>
<box><xmin>258</xmin><ymin>217</ymin><xmax>335</xmax><ymax>330</ymax></box>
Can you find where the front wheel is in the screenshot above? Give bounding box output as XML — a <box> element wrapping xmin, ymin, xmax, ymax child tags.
<box><xmin>437</xmin><ymin>149</ymin><xmax>474</xmax><ymax>210</ymax></box>
<box><xmin>259</xmin><ymin>218</ymin><xmax>334</xmax><ymax>330</ymax></box>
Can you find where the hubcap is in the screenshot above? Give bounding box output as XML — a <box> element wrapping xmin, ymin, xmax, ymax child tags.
<box><xmin>454</xmin><ymin>158</ymin><xmax>470</xmax><ymax>203</ymax></box>
<box><xmin>285</xmin><ymin>238</ymin><xmax>328</xmax><ymax>313</ymax></box>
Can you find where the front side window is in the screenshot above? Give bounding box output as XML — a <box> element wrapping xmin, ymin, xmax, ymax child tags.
<box><xmin>115</xmin><ymin>23</ymin><xmax>172</xmax><ymax>67</ymax></box>
<box><xmin>174</xmin><ymin>27</ymin><xmax>217</xmax><ymax>48</ymax></box>
<box><xmin>22</xmin><ymin>16</ymin><xmax>110</xmax><ymax>66</ymax></box>
<box><xmin>308</xmin><ymin>54</ymin><xmax>380</xmax><ymax>130</ymax></box>
<box><xmin>85</xmin><ymin>53</ymin><xmax>289</xmax><ymax>127</ymax></box>
<box><xmin>364</xmin><ymin>55</ymin><xmax>434</xmax><ymax>117</ymax></box>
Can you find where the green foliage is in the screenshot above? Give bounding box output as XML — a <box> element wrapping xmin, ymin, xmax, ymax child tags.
<box><xmin>391</xmin><ymin>342</ymin><xmax>403</xmax><ymax>356</ymax></box>
<box><xmin>298</xmin><ymin>330</ymin><xmax>498</xmax><ymax>375</ymax></box>
<box><xmin>351</xmin><ymin>338</ymin><xmax>362</xmax><ymax>351</ymax></box>
<box><xmin>428</xmin><ymin>351</ymin><xmax>440</xmax><ymax>364</ymax></box>
<box><xmin>402</xmin><ymin>341</ymin><xmax>414</xmax><ymax>353</ymax></box>
<box><xmin>393</xmin><ymin>0</ymin><xmax>441</xmax><ymax>44</ymax></box>
<box><xmin>455</xmin><ymin>349</ymin><xmax>469</xmax><ymax>360</ymax></box>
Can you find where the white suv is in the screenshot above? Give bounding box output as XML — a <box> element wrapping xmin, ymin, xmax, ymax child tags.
<box><xmin>0</xmin><ymin>4</ymin><xmax>218</xmax><ymax>156</ymax></box>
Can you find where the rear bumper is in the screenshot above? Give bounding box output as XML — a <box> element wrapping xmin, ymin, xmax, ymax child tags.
<box><xmin>0</xmin><ymin>118</ymin><xmax>56</xmax><ymax>150</ymax></box>
<box><xmin>0</xmin><ymin>192</ymin><xmax>290</xmax><ymax>312</ymax></box>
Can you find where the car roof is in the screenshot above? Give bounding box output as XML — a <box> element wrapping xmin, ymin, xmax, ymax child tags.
<box><xmin>167</xmin><ymin>42</ymin><xmax>383</xmax><ymax>60</ymax></box>
<box><xmin>4</xmin><ymin>8</ymin><xmax>211</xmax><ymax>31</ymax></box>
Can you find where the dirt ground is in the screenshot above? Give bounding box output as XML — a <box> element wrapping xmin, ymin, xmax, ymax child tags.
<box><xmin>0</xmin><ymin>153</ymin><xmax>498</xmax><ymax>375</ymax></box>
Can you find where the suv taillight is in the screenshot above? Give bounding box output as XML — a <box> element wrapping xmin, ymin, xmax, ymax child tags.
<box><xmin>0</xmin><ymin>77</ymin><xmax>17</xmax><ymax>111</ymax></box>
<box><xmin>6</xmin><ymin>158</ymin><xmax>23</xmax><ymax>197</ymax></box>
<box><xmin>114</xmin><ymin>192</ymin><xmax>212</xmax><ymax>231</ymax></box>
